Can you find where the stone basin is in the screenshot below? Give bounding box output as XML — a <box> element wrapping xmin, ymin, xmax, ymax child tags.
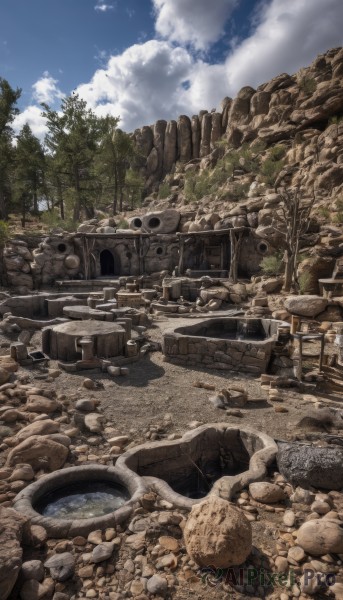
<box><xmin>163</xmin><ymin>317</ymin><xmax>287</xmax><ymax>374</ymax></box>
<box><xmin>42</xmin><ymin>319</ymin><xmax>126</xmax><ymax>361</ymax></box>
<box><xmin>13</xmin><ymin>465</ymin><xmax>146</xmax><ymax>538</ymax></box>
<box><xmin>116</xmin><ymin>424</ymin><xmax>278</xmax><ymax>510</ymax></box>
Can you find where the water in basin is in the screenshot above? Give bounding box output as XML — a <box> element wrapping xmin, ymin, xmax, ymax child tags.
<box><xmin>36</xmin><ymin>481</ymin><xmax>129</xmax><ymax>519</ymax></box>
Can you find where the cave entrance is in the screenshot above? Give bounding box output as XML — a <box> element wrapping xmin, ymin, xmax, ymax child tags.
<box><xmin>100</xmin><ymin>249</ymin><xmax>120</xmax><ymax>276</ymax></box>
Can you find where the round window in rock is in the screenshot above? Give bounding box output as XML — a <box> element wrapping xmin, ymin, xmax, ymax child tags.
<box><xmin>148</xmin><ymin>217</ymin><xmax>160</xmax><ymax>229</ymax></box>
<box><xmin>132</xmin><ymin>218</ymin><xmax>142</xmax><ymax>228</ymax></box>
<box><xmin>57</xmin><ymin>243</ymin><xmax>67</xmax><ymax>253</ymax></box>
<box><xmin>156</xmin><ymin>247</ymin><xmax>163</xmax><ymax>255</ymax></box>
<box><xmin>126</xmin><ymin>252</ymin><xmax>132</xmax><ymax>259</ymax></box>
<box><xmin>257</xmin><ymin>241</ymin><xmax>269</xmax><ymax>255</ymax></box>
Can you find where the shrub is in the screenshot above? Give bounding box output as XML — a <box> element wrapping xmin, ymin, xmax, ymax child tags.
<box><xmin>261</xmin><ymin>158</ymin><xmax>284</xmax><ymax>185</ymax></box>
<box><xmin>298</xmin><ymin>271</ymin><xmax>313</xmax><ymax>294</ymax></box>
<box><xmin>299</xmin><ymin>76</ymin><xmax>317</xmax><ymax>95</ymax></box>
<box><xmin>158</xmin><ymin>182</ymin><xmax>171</xmax><ymax>199</ymax></box>
<box><xmin>117</xmin><ymin>217</ymin><xmax>129</xmax><ymax>229</ymax></box>
<box><xmin>41</xmin><ymin>211</ymin><xmax>76</xmax><ymax>232</ymax></box>
<box><xmin>0</xmin><ymin>221</ymin><xmax>9</xmax><ymax>246</ymax></box>
<box><xmin>260</xmin><ymin>251</ymin><xmax>283</xmax><ymax>276</ymax></box>
<box><xmin>318</xmin><ymin>206</ymin><xmax>330</xmax><ymax>219</ymax></box>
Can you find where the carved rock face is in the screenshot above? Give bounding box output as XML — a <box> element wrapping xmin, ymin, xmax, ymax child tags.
<box><xmin>184</xmin><ymin>495</ymin><xmax>252</xmax><ymax>568</ymax></box>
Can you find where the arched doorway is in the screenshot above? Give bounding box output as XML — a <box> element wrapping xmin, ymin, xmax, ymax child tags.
<box><xmin>100</xmin><ymin>249</ymin><xmax>117</xmax><ymax>276</ymax></box>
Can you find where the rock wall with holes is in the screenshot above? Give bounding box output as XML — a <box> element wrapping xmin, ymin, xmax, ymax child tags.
<box><xmin>3</xmin><ymin>225</ymin><xmax>274</xmax><ymax>292</ymax></box>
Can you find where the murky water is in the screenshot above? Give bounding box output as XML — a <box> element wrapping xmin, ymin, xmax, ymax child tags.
<box><xmin>36</xmin><ymin>482</ymin><xmax>128</xmax><ymax>519</ymax></box>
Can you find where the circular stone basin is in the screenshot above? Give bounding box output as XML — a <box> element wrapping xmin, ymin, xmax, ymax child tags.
<box><xmin>116</xmin><ymin>424</ymin><xmax>277</xmax><ymax>510</ymax></box>
<box><xmin>13</xmin><ymin>465</ymin><xmax>146</xmax><ymax>538</ymax></box>
<box><xmin>36</xmin><ymin>481</ymin><xmax>129</xmax><ymax>520</ymax></box>
<box><xmin>42</xmin><ymin>319</ymin><xmax>126</xmax><ymax>361</ymax></box>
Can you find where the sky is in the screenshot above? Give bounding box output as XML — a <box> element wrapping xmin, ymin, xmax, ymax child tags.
<box><xmin>1</xmin><ymin>0</ymin><xmax>342</xmax><ymax>140</ymax></box>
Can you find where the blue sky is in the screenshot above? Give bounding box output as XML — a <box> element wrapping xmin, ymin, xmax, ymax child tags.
<box><xmin>1</xmin><ymin>0</ymin><xmax>342</xmax><ymax>138</ymax></box>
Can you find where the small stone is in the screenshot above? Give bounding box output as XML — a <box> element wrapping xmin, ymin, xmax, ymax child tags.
<box><xmin>310</xmin><ymin>500</ymin><xmax>331</xmax><ymax>515</ymax></box>
<box><xmin>21</xmin><ymin>560</ymin><xmax>44</xmax><ymax>582</ymax></box>
<box><xmin>83</xmin><ymin>378</ymin><xmax>95</xmax><ymax>390</ymax></box>
<box><xmin>75</xmin><ymin>398</ymin><xmax>96</xmax><ymax>412</ymax></box>
<box><xmin>158</xmin><ymin>536</ymin><xmax>180</xmax><ymax>552</ymax></box>
<box><xmin>44</xmin><ymin>552</ymin><xmax>75</xmax><ymax>582</ymax></box>
<box><xmin>274</xmin><ymin>556</ymin><xmax>289</xmax><ymax>573</ymax></box>
<box><xmin>147</xmin><ymin>574</ymin><xmax>168</xmax><ymax>595</ymax></box>
<box><xmin>72</xmin><ymin>536</ymin><xmax>87</xmax><ymax>546</ymax></box>
<box><xmin>78</xmin><ymin>565</ymin><xmax>94</xmax><ymax>578</ymax></box>
<box><xmin>287</xmin><ymin>546</ymin><xmax>306</xmax><ymax>564</ymax></box>
<box><xmin>283</xmin><ymin>511</ymin><xmax>296</xmax><ymax>527</ymax></box>
<box><xmin>249</xmin><ymin>482</ymin><xmax>286</xmax><ymax>504</ymax></box>
<box><xmin>92</xmin><ymin>542</ymin><xmax>114</xmax><ymax>563</ymax></box>
<box><xmin>87</xmin><ymin>530</ymin><xmax>103</xmax><ymax>545</ymax></box>
<box><xmin>30</xmin><ymin>525</ymin><xmax>48</xmax><ymax>547</ymax></box>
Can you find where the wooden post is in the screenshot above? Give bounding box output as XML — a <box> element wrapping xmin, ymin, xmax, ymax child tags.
<box><xmin>229</xmin><ymin>229</ymin><xmax>243</xmax><ymax>283</ymax></box>
<box><xmin>179</xmin><ymin>237</ymin><xmax>185</xmax><ymax>275</ymax></box>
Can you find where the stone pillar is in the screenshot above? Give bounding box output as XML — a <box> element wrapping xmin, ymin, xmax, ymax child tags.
<box><xmin>79</xmin><ymin>337</ymin><xmax>94</xmax><ymax>361</ymax></box>
<box><xmin>103</xmin><ymin>287</ymin><xmax>116</xmax><ymax>301</ymax></box>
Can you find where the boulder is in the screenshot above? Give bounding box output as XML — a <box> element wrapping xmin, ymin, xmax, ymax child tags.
<box><xmin>13</xmin><ymin>420</ymin><xmax>60</xmax><ymax>443</ymax></box>
<box><xmin>249</xmin><ymin>482</ymin><xmax>287</xmax><ymax>503</ymax></box>
<box><xmin>277</xmin><ymin>442</ymin><xmax>343</xmax><ymax>490</ymax></box>
<box><xmin>6</xmin><ymin>435</ymin><xmax>69</xmax><ymax>471</ymax></box>
<box><xmin>0</xmin><ymin>367</ymin><xmax>10</xmax><ymax>385</ymax></box>
<box><xmin>142</xmin><ymin>209</ymin><xmax>180</xmax><ymax>234</ymax></box>
<box><xmin>183</xmin><ymin>495</ymin><xmax>252</xmax><ymax>568</ymax></box>
<box><xmin>44</xmin><ymin>552</ymin><xmax>75</xmax><ymax>582</ymax></box>
<box><xmin>283</xmin><ymin>295</ymin><xmax>327</xmax><ymax>318</ymax></box>
<box><xmin>163</xmin><ymin>120</ymin><xmax>177</xmax><ymax>174</ymax></box>
<box><xmin>21</xmin><ymin>560</ymin><xmax>44</xmax><ymax>582</ymax></box>
<box><xmin>177</xmin><ymin>115</ymin><xmax>192</xmax><ymax>163</ymax></box>
<box><xmin>25</xmin><ymin>395</ymin><xmax>60</xmax><ymax>414</ymax></box>
<box><xmin>0</xmin><ymin>507</ymin><xmax>31</xmax><ymax>600</ymax></box>
<box><xmin>296</xmin><ymin>519</ymin><xmax>343</xmax><ymax>555</ymax></box>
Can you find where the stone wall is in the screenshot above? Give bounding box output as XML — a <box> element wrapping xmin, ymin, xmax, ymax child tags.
<box><xmin>163</xmin><ymin>318</ymin><xmax>284</xmax><ymax>374</ymax></box>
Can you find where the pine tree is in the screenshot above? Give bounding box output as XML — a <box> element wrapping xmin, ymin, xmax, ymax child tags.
<box><xmin>0</xmin><ymin>78</ymin><xmax>21</xmax><ymax>219</ymax></box>
<box><xmin>13</xmin><ymin>124</ymin><xmax>45</xmax><ymax>226</ymax></box>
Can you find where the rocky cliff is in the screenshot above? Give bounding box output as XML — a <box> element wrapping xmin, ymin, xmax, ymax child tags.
<box><xmin>132</xmin><ymin>46</ymin><xmax>343</xmax><ymax>197</ymax></box>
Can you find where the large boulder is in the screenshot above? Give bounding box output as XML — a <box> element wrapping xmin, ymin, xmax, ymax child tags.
<box><xmin>6</xmin><ymin>435</ymin><xmax>69</xmax><ymax>471</ymax></box>
<box><xmin>277</xmin><ymin>442</ymin><xmax>343</xmax><ymax>490</ymax></box>
<box><xmin>183</xmin><ymin>495</ymin><xmax>252</xmax><ymax>568</ymax></box>
<box><xmin>296</xmin><ymin>519</ymin><xmax>343</xmax><ymax>555</ymax></box>
<box><xmin>142</xmin><ymin>209</ymin><xmax>180</xmax><ymax>234</ymax></box>
<box><xmin>283</xmin><ymin>295</ymin><xmax>327</xmax><ymax>318</ymax></box>
<box><xmin>0</xmin><ymin>507</ymin><xmax>31</xmax><ymax>600</ymax></box>
<box><xmin>12</xmin><ymin>420</ymin><xmax>60</xmax><ymax>443</ymax></box>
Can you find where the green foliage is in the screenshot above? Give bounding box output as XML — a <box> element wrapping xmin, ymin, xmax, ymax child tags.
<box><xmin>318</xmin><ymin>206</ymin><xmax>330</xmax><ymax>219</ymax></box>
<box><xmin>0</xmin><ymin>78</ymin><xmax>21</xmax><ymax>219</ymax></box>
<box><xmin>260</xmin><ymin>251</ymin><xmax>283</xmax><ymax>276</ymax></box>
<box><xmin>13</xmin><ymin>124</ymin><xmax>45</xmax><ymax>224</ymax></box>
<box><xmin>298</xmin><ymin>271</ymin><xmax>312</xmax><ymax>294</ymax></box>
<box><xmin>41</xmin><ymin>210</ymin><xmax>77</xmax><ymax>232</ymax></box>
<box><xmin>0</xmin><ymin>220</ymin><xmax>9</xmax><ymax>246</ymax></box>
<box><xmin>299</xmin><ymin>76</ymin><xmax>317</xmax><ymax>95</ymax></box>
<box><xmin>261</xmin><ymin>144</ymin><xmax>285</xmax><ymax>186</ymax></box>
<box><xmin>116</xmin><ymin>217</ymin><xmax>129</xmax><ymax>229</ymax></box>
<box><xmin>334</xmin><ymin>211</ymin><xmax>343</xmax><ymax>224</ymax></box>
<box><xmin>158</xmin><ymin>182</ymin><xmax>171</xmax><ymax>199</ymax></box>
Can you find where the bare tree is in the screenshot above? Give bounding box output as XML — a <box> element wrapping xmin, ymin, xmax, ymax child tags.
<box><xmin>272</xmin><ymin>186</ymin><xmax>315</xmax><ymax>292</ymax></box>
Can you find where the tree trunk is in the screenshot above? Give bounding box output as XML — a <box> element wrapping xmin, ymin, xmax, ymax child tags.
<box><xmin>57</xmin><ymin>178</ymin><xmax>64</xmax><ymax>220</ymax></box>
<box><xmin>0</xmin><ymin>187</ymin><xmax>7</xmax><ymax>220</ymax></box>
<box><xmin>113</xmin><ymin>176</ymin><xmax>118</xmax><ymax>215</ymax></box>
<box><xmin>73</xmin><ymin>167</ymin><xmax>81</xmax><ymax>222</ymax></box>
<box><xmin>21</xmin><ymin>194</ymin><xmax>26</xmax><ymax>228</ymax></box>
<box><xmin>283</xmin><ymin>251</ymin><xmax>296</xmax><ymax>292</ymax></box>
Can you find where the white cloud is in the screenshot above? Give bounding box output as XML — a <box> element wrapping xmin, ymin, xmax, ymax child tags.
<box><xmin>32</xmin><ymin>71</ymin><xmax>64</xmax><ymax>104</ymax></box>
<box><xmin>12</xmin><ymin>105</ymin><xmax>48</xmax><ymax>139</ymax></box>
<box><xmin>14</xmin><ymin>0</ymin><xmax>343</xmax><ymax>141</ymax></box>
<box><xmin>222</xmin><ymin>0</ymin><xmax>343</xmax><ymax>94</ymax></box>
<box><xmin>76</xmin><ymin>40</ymin><xmax>196</xmax><ymax>131</ymax></box>
<box><xmin>94</xmin><ymin>1</ymin><xmax>115</xmax><ymax>12</ymax></box>
<box><xmin>153</xmin><ymin>0</ymin><xmax>237</xmax><ymax>50</ymax></box>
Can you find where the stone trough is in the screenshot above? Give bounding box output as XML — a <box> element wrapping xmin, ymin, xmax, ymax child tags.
<box><xmin>116</xmin><ymin>424</ymin><xmax>278</xmax><ymax>510</ymax></box>
<box><xmin>13</xmin><ymin>465</ymin><xmax>145</xmax><ymax>538</ymax></box>
<box><xmin>163</xmin><ymin>317</ymin><xmax>288</xmax><ymax>374</ymax></box>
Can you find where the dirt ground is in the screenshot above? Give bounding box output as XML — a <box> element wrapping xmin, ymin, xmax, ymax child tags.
<box><xmin>21</xmin><ymin>314</ymin><xmax>342</xmax><ymax>448</ymax></box>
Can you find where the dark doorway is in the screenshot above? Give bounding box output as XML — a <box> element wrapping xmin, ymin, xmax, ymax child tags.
<box><xmin>100</xmin><ymin>249</ymin><xmax>117</xmax><ymax>276</ymax></box>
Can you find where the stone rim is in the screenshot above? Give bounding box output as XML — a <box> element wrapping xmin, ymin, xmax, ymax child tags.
<box><xmin>116</xmin><ymin>423</ymin><xmax>278</xmax><ymax>510</ymax></box>
<box><xmin>13</xmin><ymin>464</ymin><xmax>146</xmax><ymax>538</ymax></box>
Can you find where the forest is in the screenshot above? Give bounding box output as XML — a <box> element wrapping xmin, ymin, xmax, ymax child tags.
<box><xmin>0</xmin><ymin>77</ymin><xmax>144</xmax><ymax>230</ymax></box>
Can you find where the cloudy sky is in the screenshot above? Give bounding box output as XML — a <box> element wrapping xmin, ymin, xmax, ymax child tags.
<box><xmin>1</xmin><ymin>0</ymin><xmax>342</xmax><ymax>139</ymax></box>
